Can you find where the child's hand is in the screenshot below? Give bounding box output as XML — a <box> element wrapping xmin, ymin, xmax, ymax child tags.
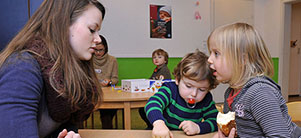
<box><xmin>213</xmin><ymin>127</ymin><xmax>236</xmax><ymax>138</ymax></box>
<box><xmin>179</xmin><ymin>120</ymin><xmax>200</xmax><ymax>135</ymax></box>
<box><xmin>152</xmin><ymin>120</ymin><xmax>173</xmax><ymax>138</ymax></box>
<box><xmin>58</xmin><ymin>129</ymin><xmax>81</xmax><ymax>138</ymax></box>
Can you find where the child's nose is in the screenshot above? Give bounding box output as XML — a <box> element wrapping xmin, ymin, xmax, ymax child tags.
<box><xmin>208</xmin><ymin>55</ymin><xmax>213</xmax><ymax>64</ymax></box>
<box><xmin>191</xmin><ymin>89</ymin><xmax>197</xmax><ymax>97</ymax></box>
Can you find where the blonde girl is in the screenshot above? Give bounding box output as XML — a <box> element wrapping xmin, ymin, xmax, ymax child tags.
<box><xmin>207</xmin><ymin>22</ymin><xmax>301</xmax><ymax>138</ymax></box>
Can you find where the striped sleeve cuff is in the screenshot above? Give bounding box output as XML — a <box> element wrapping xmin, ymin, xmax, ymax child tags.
<box><xmin>146</xmin><ymin>107</ymin><xmax>165</xmax><ymax>125</ymax></box>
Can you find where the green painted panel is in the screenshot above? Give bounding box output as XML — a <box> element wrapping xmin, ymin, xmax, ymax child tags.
<box><xmin>272</xmin><ymin>58</ymin><xmax>279</xmax><ymax>83</ymax></box>
<box><xmin>116</xmin><ymin>57</ymin><xmax>279</xmax><ymax>85</ymax></box>
<box><xmin>116</xmin><ymin>58</ymin><xmax>181</xmax><ymax>85</ymax></box>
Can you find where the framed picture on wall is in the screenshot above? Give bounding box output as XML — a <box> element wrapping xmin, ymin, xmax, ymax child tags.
<box><xmin>150</xmin><ymin>4</ymin><xmax>172</xmax><ymax>39</ymax></box>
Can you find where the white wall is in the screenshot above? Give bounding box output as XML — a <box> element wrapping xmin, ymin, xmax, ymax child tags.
<box><xmin>213</xmin><ymin>0</ymin><xmax>254</xmax><ymax>28</ymax></box>
<box><xmin>254</xmin><ymin>0</ymin><xmax>282</xmax><ymax>58</ymax></box>
<box><xmin>99</xmin><ymin>0</ymin><xmax>211</xmax><ymax>57</ymax></box>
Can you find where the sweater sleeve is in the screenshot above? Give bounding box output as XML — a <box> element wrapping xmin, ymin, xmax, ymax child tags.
<box><xmin>110</xmin><ymin>57</ymin><xmax>118</xmax><ymax>85</ymax></box>
<box><xmin>0</xmin><ymin>53</ymin><xmax>43</xmax><ymax>138</ymax></box>
<box><xmin>162</xmin><ymin>69</ymin><xmax>171</xmax><ymax>80</ymax></box>
<box><xmin>250</xmin><ymin>85</ymin><xmax>290</xmax><ymax>138</ymax></box>
<box><xmin>144</xmin><ymin>86</ymin><xmax>171</xmax><ymax>125</ymax></box>
<box><xmin>196</xmin><ymin>93</ymin><xmax>218</xmax><ymax>134</ymax></box>
<box><xmin>158</xmin><ymin>64</ymin><xmax>171</xmax><ymax>80</ymax></box>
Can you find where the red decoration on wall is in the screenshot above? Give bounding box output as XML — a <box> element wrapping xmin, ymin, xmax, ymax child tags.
<box><xmin>195</xmin><ymin>11</ymin><xmax>201</xmax><ymax>20</ymax></box>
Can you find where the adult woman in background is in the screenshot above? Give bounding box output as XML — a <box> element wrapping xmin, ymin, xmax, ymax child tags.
<box><xmin>94</xmin><ymin>35</ymin><xmax>118</xmax><ymax>87</ymax></box>
<box><xmin>93</xmin><ymin>34</ymin><xmax>119</xmax><ymax>129</ymax></box>
<box><xmin>0</xmin><ymin>0</ymin><xmax>105</xmax><ymax>137</ymax></box>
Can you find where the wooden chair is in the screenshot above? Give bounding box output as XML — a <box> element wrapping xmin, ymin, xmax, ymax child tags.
<box><xmin>84</xmin><ymin>110</ymin><xmax>122</xmax><ymax>129</ymax></box>
<box><xmin>286</xmin><ymin>101</ymin><xmax>301</xmax><ymax>126</ymax></box>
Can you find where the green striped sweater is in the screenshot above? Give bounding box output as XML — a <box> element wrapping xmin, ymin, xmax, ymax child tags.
<box><xmin>145</xmin><ymin>82</ymin><xmax>218</xmax><ymax>134</ymax></box>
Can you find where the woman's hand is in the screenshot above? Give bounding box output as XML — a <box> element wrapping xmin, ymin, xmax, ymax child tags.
<box><xmin>212</xmin><ymin>127</ymin><xmax>236</xmax><ymax>138</ymax></box>
<box><xmin>152</xmin><ymin>120</ymin><xmax>173</xmax><ymax>138</ymax></box>
<box><xmin>58</xmin><ymin>129</ymin><xmax>81</xmax><ymax>138</ymax></box>
<box><xmin>179</xmin><ymin>120</ymin><xmax>200</xmax><ymax>135</ymax></box>
<box><xmin>100</xmin><ymin>79</ymin><xmax>111</xmax><ymax>86</ymax></box>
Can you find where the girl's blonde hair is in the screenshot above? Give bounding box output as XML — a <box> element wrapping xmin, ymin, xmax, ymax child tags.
<box><xmin>208</xmin><ymin>23</ymin><xmax>274</xmax><ymax>88</ymax></box>
<box><xmin>0</xmin><ymin>0</ymin><xmax>105</xmax><ymax>109</ymax></box>
<box><xmin>173</xmin><ymin>50</ymin><xmax>218</xmax><ymax>90</ymax></box>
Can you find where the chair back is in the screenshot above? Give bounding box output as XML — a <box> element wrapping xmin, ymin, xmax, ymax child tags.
<box><xmin>286</xmin><ymin>101</ymin><xmax>301</xmax><ymax>126</ymax></box>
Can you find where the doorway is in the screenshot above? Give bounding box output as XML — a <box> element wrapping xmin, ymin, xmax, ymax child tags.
<box><xmin>288</xmin><ymin>2</ymin><xmax>301</xmax><ymax>96</ymax></box>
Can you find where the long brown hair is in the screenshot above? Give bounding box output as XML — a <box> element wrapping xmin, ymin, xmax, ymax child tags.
<box><xmin>0</xmin><ymin>0</ymin><xmax>105</xmax><ymax>109</ymax></box>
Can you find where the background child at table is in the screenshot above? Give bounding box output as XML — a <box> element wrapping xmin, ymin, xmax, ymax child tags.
<box><xmin>207</xmin><ymin>22</ymin><xmax>301</xmax><ymax>138</ymax></box>
<box><xmin>145</xmin><ymin>50</ymin><xmax>219</xmax><ymax>137</ymax></box>
<box><xmin>139</xmin><ymin>48</ymin><xmax>172</xmax><ymax>129</ymax></box>
<box><xmin>149</xmin><ymin>48</ymin><xmax>171</xmax><ymax>80</ymax></box>
<box><xmin>93</xmin><ymin>35</ymin><xmax>118</xmax><ymax>129</ymax></box>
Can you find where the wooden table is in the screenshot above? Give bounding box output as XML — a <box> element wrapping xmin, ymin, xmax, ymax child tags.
<box><xmin>96</xmin><ymin>87</ymin><xmax>154</xmax><ymax>130</ymax></box>
<box><xmin>79</xmin><ymin>129</ymin><xmax>217</xmax><ymax>138</ymax></box>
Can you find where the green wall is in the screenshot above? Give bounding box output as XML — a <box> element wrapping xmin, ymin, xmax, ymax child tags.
<box><xmin>116</xmin><ymin>57</ymin><xmax>279</xmax><ymax>85</ymax></box>
<box><xmin>272</xmin><ymin>58</ymin><xmax>278</xmax><ymax>83</ymax></box>
<box><xmin>116</xmin><ymin>58</ymin><xmax>181</xmax><ymax>85</ymax></box>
